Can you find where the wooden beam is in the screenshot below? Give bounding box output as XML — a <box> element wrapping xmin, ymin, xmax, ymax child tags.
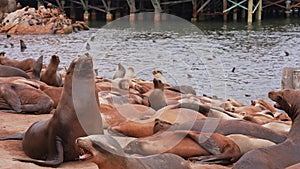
<box><xmin>197</xmin><ymin>0</ymin><xmax>211</xmax><ymax>14</ymax></box>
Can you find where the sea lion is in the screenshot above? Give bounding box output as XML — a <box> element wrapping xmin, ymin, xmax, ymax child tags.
<box><xmin>0</xmin><ymin>54</ymin><xmax>35</xmax><ymax>72</ymax></box>
<box><xmin>0</xmin><ymin>82</ymin><xmax>53</xmax><ymax>114</ymax></box>
<box><xmin>233</xmin><ymin>89</ymin><xmax>300</xmax><ymax>168</ymax></box>
<box><xmin>152</xmin><ymin>70</ymin><xmax>167</xmax><ymax>84</ymax></box>
<box><xmin>109</xmin><ymin>107</ymin><xmax>206</xmax><ymax>138</ymax></box>
<box><xmin>226</xmin><ymin>134</ymin><xmax>275</xmax><ymax>155</ymax></box>
<box><xmin>75</xmin><ymin>134</ymin><xmax>192</xmax><ymax>169</ymax></box>
<box><xmin>28</xmin><ymin>55</ymin><xmax>43</xmax><ymax>80</ymax></box>
<box><xmin>166</xmin><ymin>85</ymin><xmax>196</xmax><ymax>95</ymax></box>
<box><xmin>41</xmin><ymin>86</ymin><xmax>63</xmax><ymax>108</ymax></box>
<box><xmin>0</xmin><ymin>55</ymin><xmax>103</xmax><ymax>167</ymax></box>
<box><xmin>40</xmin><ymin>55</ymin><xmax>62</xmax><ymax>87</ymax></box>
<box><xmin>112</xmin><ymin>63</ymin><xmax>126</xmax><ymax>80</ymax></box>
<box><xmin>20</xmin><ymin>39</ymin><xmax>26</xmax><ymax>52</ymax></box>
<box><xmin>0</xmin><ymin>65</ymin><xmax>30</xmax><ymax>78</ymax></box>
<box><xmin>124</xmin><ymin>130</ymin><xmax>241</xmax><ymax>165</ymax></box>
<box><xmin>153</xmin><ymin>118</ymin><xmax>287</xmax><ymax>144</ymax></box>
<box><xmin>148</xmin><ymin>78</ymin><xmax>167</xmax><ymax>110</ymax></box>
<box><xmin>124</xmin><ymin>67</ymin><xmax>136</xmax><ymax>80</ymax></box>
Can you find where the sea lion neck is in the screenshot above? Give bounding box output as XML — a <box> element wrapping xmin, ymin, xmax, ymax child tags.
<box><xmin>288</xmin><ymin>105</ymin><xmax>300</xmax><ymax>139</ymax></box>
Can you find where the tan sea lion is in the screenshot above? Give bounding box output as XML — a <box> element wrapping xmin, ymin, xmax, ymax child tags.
<box><xmin>0</xmin><ymin>55</ymin><xmax>103</xmax><ymax>167</ymax></box>
<box><xmin>124</xmin><ymin>130</ymin><xmax>241</xmax><ymax>165</ymax></box>
<box><xmin>75</xmin><ymin>134</ymin><xmax>192</xmax><ymax>169</ymax></box>
<box><xmin>40</xmin><ymin>55</ymin><xmax>62</xmax><ymax>87</ymax></box>
<box><xmin>233</xmin><ymin>89</ymin><xmax>300</xmax><ymax>168</ymax></box>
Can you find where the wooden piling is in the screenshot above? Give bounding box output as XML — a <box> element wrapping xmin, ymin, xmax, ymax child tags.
<box><xmin>70</xmin><ymin>0</ymin><xmax>76</xmax><ymax>20</ymax></box>
<box><xmin>192</xmin><ymin>0</ymin><xmax>197</xmax><ymax>22</ymax></box>
<box><xmin>223</xmin><ymin>0</ymin><xmax>228</xmax><ymax>21</ymax></box>
<box><xmin>248</xmin><ymin>0</ymin><xmax>253</xmax><ymax>23</ymax></box>
<box><xmin>106</xmin><ymin>12</ymin><xmax>113</xmax><ymax>22</ymax></box>
<box><xmin>256</xmin><ymin>0</ymin><xmax>262</xmax><ymax>21</ymax></box>
<box><xmin>286</xmin><ymin>0</ymin><xmax>291</xmax><ymax>18</ymax></box>
<box><xmin>84</xmin><ymin>10</ymin><xmax>89</xmax><ymax>21</ymax></box>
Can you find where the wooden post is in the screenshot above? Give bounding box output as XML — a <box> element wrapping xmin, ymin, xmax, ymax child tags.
<box><xmin>286</xmin><ymin>0</ymin><xmax>291</xmax><ymax>18</ymax></box>
<box><xmin>192</xmin><ymin>0</ymin><xmax>198</xmax><ymax>22</ymax></box>
<box><xmin>84</xmin><ymin>10</ymin><xmax>89</xmax><ymax>21</ymax></box>
<box><xmin>241</xmin><ymin>7</ymin><xmax>246</xmax><ymax>19</ymax></box>
<box><xmin>106</xmin><ymin>12</ymin><xmax>113</xmax><ymax>22</ymax></box>
<box><xmin>91</xmin><ymin>10</ymin><xmax>97</xmax><ymax>20</ymax></box>
<box><xmin>223</xmin><ymin>0</ymin><xmax>227</xmax><ymax>21</ymax></box>
<box><xmin>233</xmin><ymin>0</ymin><xmax>237</xmax><ymax>21</ymax></box>
<box><xmin>70</xmin><ymin>1</ymin><xmax>76</xmax><ymax>20</ymax></box>
<box><xmin>248</xmin><ymin>0</ymin><xmax>253</xmax><ymax>23</ymax></box>
<box><xmin>256</xmin><ymin>0</ymin><xmax>262</xmax><ymax>21</ymax></box>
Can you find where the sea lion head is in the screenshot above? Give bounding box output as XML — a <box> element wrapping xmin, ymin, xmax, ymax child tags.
<box><xmin>73</xmin><ymin>54</ymin><xmax>94</xmax><ymax>79</ymax></box>
<box><xmin>75</xmin><ymin>134</ymin><xmax>125</xmax><ymax>162</ymax></box>
<box><xmin>268</xmin><ymin>89</ymin><xmax>300</xmax><ymax>120</ymax></box>
<box><xmin>50</xmin><ymin>55</ymin><xmax>60</xmax><ymax>66</ymax></box>
<box><xmin>153</xmin><ymin>118</ymin><xmax>172</xmax><ymax>133</ymax></box>
<box><xmin>153</xmin><ymin>78</ymin><xmax>164</xmax><ymax>90</ymax></box>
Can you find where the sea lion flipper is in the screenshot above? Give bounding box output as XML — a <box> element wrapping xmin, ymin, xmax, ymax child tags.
<box><xmin>0</xmin><ymin>84</ymin><xmax>22</xmax><ymax>112</ymax></box>
<box><xmin>32</xmin><ymin>55</ymin><xmax>43</xmax><ymax>80</ymax></box>
<box><xmin>189</xmin><ymin>155</ymin><xmax>231</xmax><ymax>165</ymax></box>
<box><xmin>0</xmin><ymin>133</ymin><xmax>24</xmax><ymax>140</ymax></box>
<box><xmin>14</xmin><ymin>136</ymin><xmax>64</xmax><ymax>167</ymax></box>
<box><xmin>187</xmin><ymin>132</ymin><xmax>221</xmax><ymax>155</ymax></box>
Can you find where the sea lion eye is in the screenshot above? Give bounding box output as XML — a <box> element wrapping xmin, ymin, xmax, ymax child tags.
<box><xmin>277</xmin><ymin>95</ymin><xmax>283</xmax><ymax>101</ymax></box>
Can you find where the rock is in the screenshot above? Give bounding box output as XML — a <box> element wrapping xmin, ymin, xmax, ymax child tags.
<box><xmin>0</xmin><ymin>6</ymin><xmax>87</xmax><ymax>35</ymax></box>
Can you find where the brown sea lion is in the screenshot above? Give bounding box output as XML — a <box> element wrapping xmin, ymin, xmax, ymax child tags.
<box><xmin>40</xmin><ymin>55</ymin><xmax>62</xmax><ymax>87</ymax></box>
<box><xmin>233</xmin><ymin>89</ymin><xmax>300</xmax><ymax>169</ymax></box>
<box><xmin>75</xmin><ymin>134</ymin><xmax>192</xmax><ymax>169</ymax></box>
<box><xmin>0</xmin><ymin>54</ymin><xmax>35</xmax><ymax>72</ymax></box>
<box><xmin>20</xmin><ymin>39</ymin><xmax>27</xmax><ymax>52</ymax></box>
<box><xmin>0</xmin><ymin>82</ymin><xmax>53</xmax><ymax>114</ymax></box>
<box><xmin>153</xmin><ymin>118</ymin><xmax>287</xmax><ymax>144</ymax></box>
<box><xmin>124</xmin><ymin>130</ymin><xmax>241</xmax><ymax>165</ymax></box>
<box><xmin>27</xmin><ymin>55</ymin><xmax>43</xmax><ymax>80</ymax></box>
<box><xmin>0</xmin><ymin>65</ymin><xmax>30</xmax><ymax>78</ymax></box>
<box><xmin>41</xmin><ymin>86</ymin><xmax>63</xmax><ymax>108</ymax></box>
<box><xmin>0</xmin><ymin>55</ymin><xmax>103</xmax><ymax>167</ymax></box>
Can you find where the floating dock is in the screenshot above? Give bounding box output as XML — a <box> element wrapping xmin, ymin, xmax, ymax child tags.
<box><xmin>28</xmin><ymin>0</ymin><xmax>300</xmax><ymax>22</ymax></box>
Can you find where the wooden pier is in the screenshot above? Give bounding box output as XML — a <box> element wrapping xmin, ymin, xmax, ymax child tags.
<box><xmin>30</xmin><ymin>0</ymin><xmax>300</xmax><ymax>23</ymax></box>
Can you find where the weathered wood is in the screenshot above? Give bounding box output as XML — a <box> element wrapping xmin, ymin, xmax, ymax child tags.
<box><xmin>256</xmin><ymin>0</ymin><xmax>262</xmax><ymax>21</ymax></box>
<box><xmin>282</xmin><ymin>68</ymin><xmax>300</xmax><ymax>89</ymax></box>
<box><xmin>223</xmin><ymin>0</ymin><xmax>227</xmax><ymax>21</ymax></box>
<box><xmin>248</xmin><ymin>0</ymin><xmax>253</xmax><ymax>23</ymax></box>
